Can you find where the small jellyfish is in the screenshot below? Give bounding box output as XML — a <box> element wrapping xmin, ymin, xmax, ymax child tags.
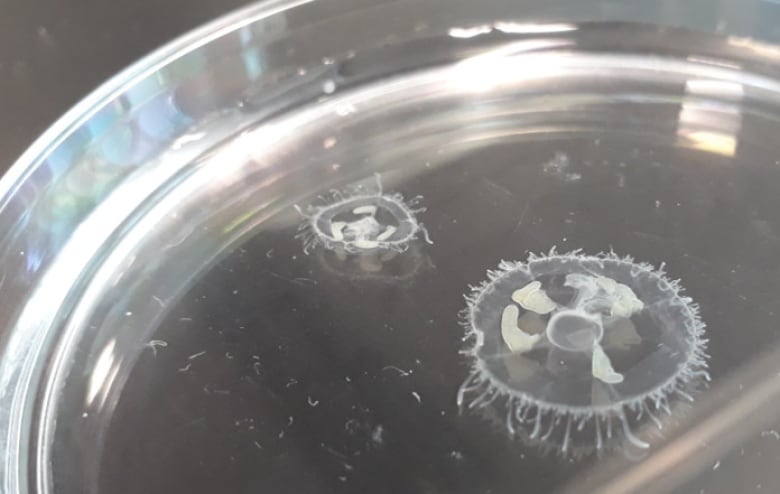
<box><xmin>295</xmin><ymin>175</ymin><xmax>432</xmax><ymax>255</ymax></box>
<box><xmin>458</xmin><ymin>249</ymin><xmax>709</xmax><ymax>456</ymax></box>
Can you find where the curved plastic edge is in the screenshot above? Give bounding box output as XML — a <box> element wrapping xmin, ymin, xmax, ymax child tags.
<box><xmin>0</xmin><ymin>0</ymin><xmax>313</xmax><ymax>214</ymax></box>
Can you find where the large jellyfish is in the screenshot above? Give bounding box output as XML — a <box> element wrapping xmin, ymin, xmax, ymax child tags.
<box><xmin>458</xmin><ymin>250</ymin><xmax>710</xmax><ymax>456</ymax></box>
<box><xmin>295</xmin><ymin>175</ymin><xmax>432</xmax><ymax>256</ymax></box>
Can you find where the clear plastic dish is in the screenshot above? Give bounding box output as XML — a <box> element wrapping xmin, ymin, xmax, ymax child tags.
<box><xmin>4</xmin><ymin>1</ymin><xmax>780</xmax><ymax>493</ymax></box>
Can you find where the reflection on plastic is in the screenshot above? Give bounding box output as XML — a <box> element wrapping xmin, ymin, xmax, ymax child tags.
<box><xmin>86</xmin><ymin>339</ymin><xmax>119</xmax><ymax>408</ymax></box>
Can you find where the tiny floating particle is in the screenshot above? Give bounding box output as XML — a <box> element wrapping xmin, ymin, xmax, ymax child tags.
<box><xmin>371</xmin><ymin>424</ymin><xmax>385</xmax><ymax>445</ymax></box>
<box><xmin>458</xmin><ymin>249</ymin><xmax>710</xmax><ymax>457</ymax></box>
<box><xmin>145</xmin><ymin>339</ymin><xmax>168</xmax><ymax>357</ymax></box>
<box><xmin>762</xmin><ymin>430</ymin><xmax>780</xmax><ymax>440</ymax></box>
<box><xmin>295</xmin><ymin>174</ymin><xmax>432</xmax><ymax>255</ymax></box>
<box><xmin>542</xmin><ymin>152</ymin><xmax>582</xmax><ymax>182</ymax></box>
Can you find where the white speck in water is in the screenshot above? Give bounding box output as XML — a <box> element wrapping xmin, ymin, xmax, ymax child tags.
<box><xmin>761</xmin><ymin>429</ymin><xmax>780</xmax><ymax>440</ymax></box>
<box><xmin>655</xmin><ymin>200</ymin><xmax>661</xmax><ymax>208</ymax></box>
<box><xmin>82</xmin><ymin>412</ymin><xmax>88</xmax><ymax>418</ymax></box>
<box><xmin>382</xmin><ymin>365</ymin><xmax>412</xmax><ymax>377</ymax></box>
<box><xmin>232</xmin><ymin>289</ymin><xmax>239</xmax><ymax>295</ymax></box>
<box><xmin>297</xmin><ymin>67</ymin><xmax>307</xmax><ymax>75</ymax></box>
<box><xmin>712</xmin><ymin>460</ymin><xmax>721</xmax><ymax>470</ymax></box>
<box><xmin>253</xmin><ymin>440</ymin><xmax>263</xmax><ymax>450</ymax></box>
<box><xmin>178</xmin><ymin>363</ymin><xmax>192</xmax><ymax>373</ymax></box>
<box><xmin>288</xmin><ymin>416</ymin><xmax>294</xmax><ymax>427</ymax></box>
<box><xmin>322</xmin><ymin>80</ymin><xmax>336</xmax><ymax>94</ymax></box>
<box><xmin>36</xmin><ymin>26</ymin><xmax>51</xmax><ymax>40</ymax></box>
<box><xmin>125</xmin><ymin>311</ymin><xmax>133</xmax><ymax>316</ymax></box>
<box><xmin>543</xmin><ymin>152</ymin><xmax>581</xmax><ymax>182</ymax></box>
<box><xmin>345</xmin><ymin>376</ymin><xmax>352</xmax><ymax>382</ymax></box>
<box><xmin>225</xmin><ymin>352</ymin><xmax>234</xmax><ymax>359</ymax></box>
<box><xmin>344</xmin><ymin>419</ymin><xmax>359</xmax><ymax>434</ymax></box>
<box><xmin>323</xmin><ymin>137</ymin><xmax>337</xmax><ymax>149</ymax></box>
<box><xmin>411</xmin><ymin>391</ymin><xmax>422</xmax><ymax>403</ymax></box>
<box><xmin>372</xmin><ymin>424</ymin><xmax>385</xmax><ymax>444</ymax></box>
<box><xmin>449</xmin><ymin>450</ymin><xmax>464</xmax><ymax>460</ymax></box>
<box><xmin>188</xmin><ymin>351</ymin><xmax>206</xmax><ymax>360</ymax></box>
<box><xmin>322</xmin><ymin>57</ymin><xmax>335</xmax><ymax>65</ymax></box>
<box><xmin>145</xmin><ymin>340</ymin><xmax>168</xmax><ymax>357</ymax></box>
<box><xmin>308</xmin><ymin>396</ymin><xmax>320</xmax><ymax>407</ymax></box>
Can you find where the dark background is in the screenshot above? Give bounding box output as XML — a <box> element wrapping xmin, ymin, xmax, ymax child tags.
<box><xmin>0</xmin><ymin>0</ymin><xmax>251</xmax><ymax>173</ymax></box>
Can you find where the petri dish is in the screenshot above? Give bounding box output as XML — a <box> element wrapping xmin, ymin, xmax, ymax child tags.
<box><xmin>3</xmin><ymin>1</ymin><xmax>780</xmax><ymax>493</ymax></box>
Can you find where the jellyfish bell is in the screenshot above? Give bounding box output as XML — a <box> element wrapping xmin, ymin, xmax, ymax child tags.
<box><xmin>458</xmin><ymin>250</ymin><xmax>710</xmax><ymax>456</ymax></box>
<box><xmin>295</xmin><ymin>175</ymin><xmax>432</xmax><ymax>255</ymax></box>
<box><xmin>315</xmin><ymin>240</ymin><xmax>433</xmax><ymax>283</ymax></box>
